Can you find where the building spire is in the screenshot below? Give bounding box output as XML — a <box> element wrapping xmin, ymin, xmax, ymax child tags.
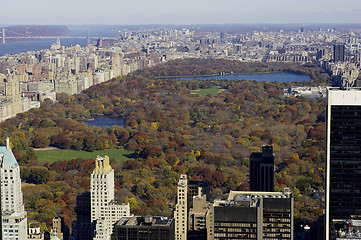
<box><xmin>6</xmin><ymin>137</ymin><xmax>10</xmax><ymax>150</ymax></box>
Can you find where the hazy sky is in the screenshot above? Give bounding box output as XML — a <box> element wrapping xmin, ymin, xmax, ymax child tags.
<box><xmin>1</xmin><ymin>0</ymin><xmax>360</xmax><ymax>25</ymax></box>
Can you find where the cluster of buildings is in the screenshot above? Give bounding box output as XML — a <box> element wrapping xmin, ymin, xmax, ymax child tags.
<box><xmin>319</xmin><ymin>44</ymin><xmax>360</xmax><ymax>87</ymax></box>
<box><xmin>1</xmin><ymin>24</ymin><xmax>361</xmax><ymax>239</ymax></box>
<box><xmin>0</xmin><ymin>37</ymin><xmax>156</xmax><ymax>122</ymax></box>
<box><xmin>283</xmin><ymin>86</ymin><xmax>327</xmax><ymax>98</ymax></box>
<box><xmin>70</xmin><ymin>145</ymin><xmax>293</xmax><ymax>240</ymax></box>
<box><xmin>0</xmin><ymin>133</ymin><xmax>294</xmax><ymax>240</ymax></box>
<box><xmin>1</xmin><ymin>25</ymin><xmax>361</xmax><ymax>121</ymax></box>
<box><xmin>173</xmin><ymin>145</ymin><xmax>294</xmax><ymax>240</ymax></box>
<box><xmin>0</xmin><ymin>139</ymin><xmax>133</xmax><ymax>240</ymax></box>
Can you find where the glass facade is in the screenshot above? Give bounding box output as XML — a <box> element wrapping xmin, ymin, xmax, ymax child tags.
<box><xmin>329</xmin><ymin>105</ymin><xmax>361</xmax><ymax>219</ymax></box>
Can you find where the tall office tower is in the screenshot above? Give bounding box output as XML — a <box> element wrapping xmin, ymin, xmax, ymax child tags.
<box><xmin>174</xmin><ymin>173</ymin><xmax>188</xmax><ymax>240</ymax></box>
<box><xmin>325</xmin><ymin>88</ymin><xmax>361</xmax><ymax>239</ymax></box>
<box><xmin>1</xmin><ymin>137</ymin><xmax>28</xmax><ymax>240</ymax></box>
<box><xmin>212</xmin><ymin>189</ymin><xmax>294</xmax><ymax>240</ymax></box>
<box><xmin>73</xmin><ymin>192</ymin><xmax>92</xmax><ymax>240</ymax></box>
<box><xmin>91</xmin><ymin>155</ymin><xmax>131</xmax><ymax>240</ymax></box>
<box><xmin>174</xmin><ymin>173</ymin><xmax>210</xmax><ymax>240</ymax></box>
<box><xmin>333</xmin><ymin>44</ymin><xmax>345</xmax><ymax>62</ymax></box>
<box><xmin>220</xmin><ymin>31</ymin><xmax>225</xmax><ymax>43</ymax></box>
<box><xmin>250</xmin><ymin>145</ymin><xmax>275</xmax><ymax>192</ymax></box>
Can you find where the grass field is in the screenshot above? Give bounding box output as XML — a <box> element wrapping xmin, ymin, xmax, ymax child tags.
<box><xmin>191</xmin><ymin>86</ymin><xmax>226</xmax><ymax>96</ymax></box>
<box><xmin>35</xmin><ymin>148</ymin><xmax>134</xmax><ymax>165</ymax></box>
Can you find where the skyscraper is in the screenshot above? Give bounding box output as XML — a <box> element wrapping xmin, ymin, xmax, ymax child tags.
<box><xmin>174</xmin><ymin>173</ymin><xmax>188</xmax><ymax>240</ymax></box>
<box><xmin>174</xmin><ymin>173</ymin><xmax>210</xmax><ymax>240</ymax></box>
<box><xmin>91</xmin><ymin>155</ymin><xmax>131</xmax><ymax>240</ymax></box>
<box><xmin>1</xmin><ymin>137</ymin><xmax>28</xmax><ymax>240</ymax></box>
<box><xmin>333</xmin><ymin>44</ymin><xmax>345</xmax><ymax>62</ymax></box>
<box><xmin>250</xmin><ymin>145</ymin><xmax>275</xmax><ymax>192</ymax></box>
<box><xmin>325</xmin><ymin>88</ymin><xmax>361</xmax><ymax>239</ymax></box>
<box><xmin>73</xmin><ymin>192</ymin><xmax>92</xmax><ymax>240</ymax></box>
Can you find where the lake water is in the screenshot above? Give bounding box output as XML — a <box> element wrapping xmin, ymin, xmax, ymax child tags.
<box><xmin>85</xmin><ymin>117</ymin><xmax>124</xmax><ymax>129</ymax></box>
<box><xmin>174</xmin><ymin>72</ymin><xmax>311</xmax><ymax>82</ymax></box>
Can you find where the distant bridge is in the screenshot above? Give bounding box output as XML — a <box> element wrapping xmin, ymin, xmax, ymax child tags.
<box><xmin>1</xmin><ymin>28</ymin><xmax>113</xmax><ymax>44</ymax></box>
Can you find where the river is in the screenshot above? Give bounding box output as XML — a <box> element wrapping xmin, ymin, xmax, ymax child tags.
<box><xmin>0</xmin><ymin>26</ymin><xmax>120</xmax><ymax>56</ymax></box>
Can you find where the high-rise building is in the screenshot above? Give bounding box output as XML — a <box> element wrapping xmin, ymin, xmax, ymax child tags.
<box><xmin>72</xmin><ymin>192</ymin><xmax>92</xmax><ymax>240</ymax></box>
<box><xmin>174</xmin><ymin>174</ymin><xmax>188</xmax><ymax>240</ymax></box>
<box><xmin>250</xmin><ymin>145</ymin><xmax>275</xmax><ymax>192</ymax></box>
<box><xmin>91</xmin><ymin>155</ymin><xmax>131</xmax><ymax>240</ymax></box>
<box><xmin>220</xmin><ymin>31</ymin><xmax>225</xmax><ymax>43</ymax></box>
<box><xmin>325</xmin><ymin>88</ymin><xmax>361</xmax><ymax>239</ymax></box>
<box><xmin>1</xmin><ymin>137</ymin><xmax>28</xmax><ymax>240</ymax></box>
<box><xmin>174</xmin><ymin>173</ymin><xmax>210</xmax><ymax>240</ymax></box>
<box><xmin>333</xmin><ymin>44</ymin><xmax>345</xmax><ymax>62</ymax></box>
<box><xmin>211</xmin><ymin>189</ymin><xmax>294</xmax><ymax>240</ymax></box>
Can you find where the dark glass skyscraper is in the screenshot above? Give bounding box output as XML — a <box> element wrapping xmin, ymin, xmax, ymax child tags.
<box><xmin>325</xmin><ymin>88</ymin><xmax>361</xmax><ymax>240</ymax></box>
<box><xmin>250</xmin><ymin>145</ymin><xmax>274</xmax><ymax>192</ymax></box>
<box><xmin>333</xmin><ymin>44</ymin><xmax>345</xmax><ymax>62</ymax></box>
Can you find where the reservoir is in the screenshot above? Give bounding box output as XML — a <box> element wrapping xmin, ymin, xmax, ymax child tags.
<box><xmin>85</xmin><ymin>117</ymin><xmax>124</xmax><ymax>129</ymax></box>
<box><xmin>173</xmin><ymin>72</ymin><xmax>311</xmax><ymax>82</ymax></box>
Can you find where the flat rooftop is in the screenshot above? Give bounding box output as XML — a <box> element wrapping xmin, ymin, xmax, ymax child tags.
<box><xmin>115</xmin><ymin>216</ymin><xmax>174</xmax><ymax>228</ymax></box>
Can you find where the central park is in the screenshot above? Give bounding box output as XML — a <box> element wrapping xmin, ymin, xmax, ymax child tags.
<box><xmin>0</xmin><ymin>59</ymin><xmax>328</xmax><ymax>233</ymax></box>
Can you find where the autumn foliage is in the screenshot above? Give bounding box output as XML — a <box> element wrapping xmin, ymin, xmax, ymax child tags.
<box><xmin>0</xmin><ymin>59</ymin><xmax>327</xmax><ymax>229</ymax></box>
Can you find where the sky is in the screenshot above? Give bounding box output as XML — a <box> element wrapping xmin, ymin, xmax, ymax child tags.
<box><xmin>1</xmin><ymin>0</ymin><xmax>360</xmax><ymax>25</ymax></box>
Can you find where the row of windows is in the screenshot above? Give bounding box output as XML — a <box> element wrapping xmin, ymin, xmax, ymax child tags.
<box><xmin>214</xmin><ymin>233</ymin><xmax>257</xmax><ymax>238</ymax></box>
<box><xmin>215</xmin><ymin>222</ymin><xmax>255</xmax><ymax>227</ymax></box>
<box><xmin>3</xmin><ymin>225</ymin><xmax>18</xmax><ymax>229</ymax></box>
<box><xmin>263</xmin><ymin>218</ymin><xmax>291</xmax><ymax>223</ymax></box>
<box><xmin>263</xmin><ymin>228</ymin><xmax>291</xmax><ymax>233</ymax></box>
<box><xmin>3</xmin><ymin>229</ymin><xmax>18</xmax><ymax>232</ymax></box>
<box><xmin>264</xmin><ymin>233</ymin><xmax>291</xmax><ymax>238</ymax></box>
<box><xmin>215</xmin><ymin>227</ymin><xmax>256</xmax><ymax>233</ymax></box>
<box><xmin>263</xmin><ymin>223</ymin><xmax>291</xmax><ymax>229</ymax></box>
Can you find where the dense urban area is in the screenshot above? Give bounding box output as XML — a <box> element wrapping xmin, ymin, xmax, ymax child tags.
<box><xmin>0</xmin><ymin>24</ymin><xmax>361</xmax><ymax>240</ymax></box>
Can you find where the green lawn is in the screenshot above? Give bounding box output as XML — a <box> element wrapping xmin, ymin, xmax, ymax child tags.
<box><xmin>191</xmin><ymin>86</ymin><xmax>226</xmax><ymax>96</ymax></box>
<box><xmin>35</xmin><ymin>149</ymin><xmax>134</xmax><ymax>165</ymax></box>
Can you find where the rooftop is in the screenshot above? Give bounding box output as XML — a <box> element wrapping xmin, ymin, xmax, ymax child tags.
<box><xmin>115</xmin><ymin>216</ymin><xmax>174</xmax><ymax>228</ymax></box>
<box><xmin>227</xmin><ymin>188</ymin><xmax>293</xmax><ymax>202</ymax></box>
<box><xmin>0</xmin><ymin>138</ymin><xmax>19</xmax><ymax>169</ymax></box>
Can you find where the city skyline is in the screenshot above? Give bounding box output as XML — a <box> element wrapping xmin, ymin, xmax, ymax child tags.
<box><xmin>1</xmin><ymin>0</ymin><xmax>360</xmax><ymax>25</ymax></box>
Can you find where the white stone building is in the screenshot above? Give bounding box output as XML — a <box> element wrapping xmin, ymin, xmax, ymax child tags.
<box><xmin>174</xmin><ymin>173</ymin><xmax>188</xmax><ymax>240</ymax></box>
<box><xmin>1</xmin><ymin>137</ymin><xmax>28</xmax><ymax>240</ymax></box>
<box><xmin>91</xmin><ymin>155</ymin><xmax>131</xmax><ymax>240</ymax></box>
